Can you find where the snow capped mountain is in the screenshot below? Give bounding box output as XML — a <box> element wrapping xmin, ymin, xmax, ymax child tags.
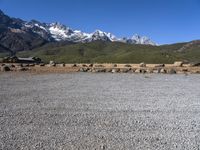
<box><xmin>22</xmin><ymin>20</ymin><xmax>156</xmax><ymax>45</ymax></box>
<box><xmin>118</xmin><ymin>34</ymin><xmax>157</xmax><ymax>45</ymax></box>
<box><xmin>0</xmin><ymin>9</ymin><xmax>156</xmax><ymax>46</ymax></box>
<box><xmin>48</xmin><ymin>22</ymin><xmax>74</xmax><ymax>41</ymax></box>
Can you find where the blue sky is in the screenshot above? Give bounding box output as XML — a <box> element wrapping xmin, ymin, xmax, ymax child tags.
<box><xmin>0</xmin><ymin>0</ymin><xmax>200</xmax><ymax>44</ymax></box>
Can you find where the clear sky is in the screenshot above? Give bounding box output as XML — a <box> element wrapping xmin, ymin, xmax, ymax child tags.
<box><xmin>0</xmin><ymin>0</ymin><xmax>200</xmax><ymax>44</ymax></box>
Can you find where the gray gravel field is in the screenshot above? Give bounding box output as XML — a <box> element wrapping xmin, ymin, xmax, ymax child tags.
<box><xmin>0</xmin><ymin>73</ymin><xmax>200</xmax><ymax>150</ymax></box>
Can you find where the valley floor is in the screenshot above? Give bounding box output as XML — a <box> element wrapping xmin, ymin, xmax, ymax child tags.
<box><xmin>0</xmin><ymin>73</ymin><xmax>200</xmax><ymax>149</ymax></box>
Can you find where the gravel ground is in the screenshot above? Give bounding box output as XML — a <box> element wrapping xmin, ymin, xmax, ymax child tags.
<box><xmin>0</xmin><ymin>73</ymin><xmax>200</xmax><ymax>150</ymax></box>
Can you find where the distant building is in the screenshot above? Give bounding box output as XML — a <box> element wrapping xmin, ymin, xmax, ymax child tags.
<box><xmin>3</xmin><ymin>56</ymin><xmax>42</xmax><ymax>64</ymax></box>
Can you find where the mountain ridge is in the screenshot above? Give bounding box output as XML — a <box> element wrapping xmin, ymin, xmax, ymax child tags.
<box><xmin>0</xmin><ymin>9</ymin><xmax>156</xmax><ymax>53</ymax></box>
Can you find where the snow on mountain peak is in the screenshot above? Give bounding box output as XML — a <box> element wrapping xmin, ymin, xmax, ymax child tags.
<box><xmin>22</xmin><ymin>19</ymin><xmax>156</xmax><ymax>45</ymax></box>
<box><xmin>48</xmin><ymin>22</ymin><xmax>74</xmax><ymax>41</ymax></box>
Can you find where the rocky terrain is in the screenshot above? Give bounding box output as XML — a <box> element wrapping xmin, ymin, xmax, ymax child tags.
<box><xmin>0</xmin><ymin>73</ymin><xmax>200</xmax><ymax>149</ymax></box>
<box><xmin>1</xmin><ymin>61</ymin><xmax>200</xmax><ymax>74</ymax></box>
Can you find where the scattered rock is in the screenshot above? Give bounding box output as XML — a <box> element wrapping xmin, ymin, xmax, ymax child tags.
<box><xmin>141</xmin><ymin>69</ymin><xmax>146</xmax><ymax>73</ymax></box>
<box><xmin>193</xmin><ymin>70</ymin><xmax>200</xmax><ymax>74</ymax></box>
<box><xmin>88</xmin><ymin>68</ymin><xmax>93</xmax><ymax>72</ymax></box>
<box><xmin>135</xmin><ymin>69</ymin><xmax>141</xmax><ymax>73</ymax></box>
<box><xmin>21</xmin><ymin>64</ymin><xmax>29</xmax><ymax>67</ymax></box>
<box><xmin>39</xmin><ymin>63</ymin><xmax>45</xmax><ymax>67</ymax></box>
<box><xmin>10</xmin><ymin>64</ymin><xmax>15</xmax><ymax>68</ymax></box>
<box><xmin>82</xmin><ymin>64</ymin><xmax>87</xmax><ymax>67</ymax></box>
<box><xmin>79</xmin><ymin>68</ymin><xmax>89</xmax><ymax>72</ymax></box>
<box><xmin>98</xmin><ymin>69</ymin><xmax>106</xmax><ymax>72</ymax></box>
<box><xmin>1</xmin><ymin>66</ymin><xmax>10</xmax><ymax>72</ymax></box>
<box><xmin>91</xmin><ymin>68</ymin><xmax>106</xmax><ymax>73</ymax></box>
<box><xmin>17</xmin><ymin>67</ymin><xmax>28</xmax><ymax>71</ymax></box>
<box><xmin>181</xmin><ymin>68</ymin><xmax>188</xmax><ymax>72</ymax></box>
<box><xmin>113</xmin><ymin>64</ymin><xmax>118</xmax><ymax>67</ymax></box>
<box><xmin>168</xmin><ymin>68</ymin><xmax>176</xmax><ymax>74</ymax></box>
<box><xmin>155</xmin><ymin>64</ymin><xmax>165</xmax><ymax>67</ymax></box>
<box><xmin>111</xmin><ymin>69</ymin><xmax>116</xmax><ymax>73</ymax></box>
<box><xmin>58</xmin><ymin>63</ymin><xmax>65</xmax><ymax>67</ymax></box>
<box><xmin>127</xmin><ymin>69</ymin><xmax>135</xmax><ymax>73</ymax></box>
<box><xmin>174</xmin><ymin>61</ymin><xmax>183</xmax><ymax>67</ymax></box>
<box><xmin>146</xmin><ymin>69</ymin><xmax>153</xmax><ymax>73</ymax></box>
<box><xmin>29</xmin><ymin>64</ymin><xmax>35</xmax><ymax>67</ymax></box>
<box><xmin>131</xmin><ymin>68</ymin><xmax>136</xmax><ymax>73</ymax></box>
<box><xmin>120</xmin><ymin>68</ymin><xmax>130</xmax><ymax>73</ymax></box>
<box><xmin>111</xmin><ymin>69</ymin><xmax>119</xmax><ymax>73</ymax></box>
<box><xmin>35</xmin><ymin>63</ymin><xmax>45</xmax><ymax>67</ymax></box>
<box><xmin>72</xmin><ymin>64</ymin><xmax>77</xmax><ymax>67</ymax></box>
<box><xmin>94</xmin><ymin>64</ymin><xmax>104</xmax><ymax>68</ymax></box>
<box><xmin>89</xmin><ymin>64</ymin><xmax>93</xmax><ymax>67</ymax></box>
<box><xmin>160</xmin><ymin>68</ymin><xmax>167</xmax><ymax>73</ymax></box>
<box><xmin>124</xmin><ymin>64</ymin><xmax>132</xmax><ymax>67</ymax></box>
<box><xmin>188</xmin><ymin>62</ymin><xmax>200</xmax><ymax>67</ymax></box>
<box><xmin>153</xmin><ymin>69</ymin><xmax>161</xmax><ymax>74</ymax></box>
<box><xmin>139</xmin><ymin>62</ymin><xmax>146</xmax><ymax>67</ymax></box>
<box><xmin>106</xmin><ymin>68</ymin><xmax>112</xmax><ymax>72</ymax></box>
<box><xmin>49</xmin><ymin>61</ymin><xmax>56</xmax><ymax>67</ymax></box>
<box><xmin>15</xmin><ymin>63</ymin><xmax>22</xmax><ymax>67</ymax></box>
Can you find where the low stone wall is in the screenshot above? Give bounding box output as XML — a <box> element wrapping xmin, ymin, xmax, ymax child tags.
<box><xmin>79</xmin><ymin>67</ymin><xmax>196</xmax><ymax>74</ymax></box>
<box><xmin>0</xmin><ymin>63</ymin><xmax>200</xmax><ymax>74</ymax></box>
<box><xmin>77</xmin><ymin>62</ymin><xmax>200</xmax><ymax>74</ymax></box>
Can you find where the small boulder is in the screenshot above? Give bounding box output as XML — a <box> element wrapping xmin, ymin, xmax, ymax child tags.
<box><xmin>89</xmin><ymin>64</ymin><xmax>93</xmax><ymax>67</ymax></box>
<box><xmin>79</xmin><ymin>68</ymin><xmax>89</xmax><ymax>72</ymax></box>
<box><xmin>29</xmin><ymin>64</ymin><xmax>35</xmax><ymax>67</ymax></box>
<box><xmin>49</xmin><ymin>61</ymin><xmax>56</xmax><ymax>67</ymax></box>
<box><xmin>1</xmin><ymin>66</ymin><xmax>10</xmax><ymax>72</ymax></box>
<box><xmin>168</xmin><ymin>68</ymin><xmax>176</xmax><ymax>74</ymax></box>
<box><xmin>98</xmin><ymin>69</ymin><xmax>106</xmax><ymax>72</ymax></box>
<box><xmin>10</xmin><ymin>64</ymin><xmax>15</xmax><ymax>68</ymax></box>
<box><xmin>72</xmin><ymin>64</ymin><xmax>77</xmax><ymax>67</ymax></box>
<box><xmin>193</xmin><ymin>70</ymin><xmax>200</xmax><ymax>74</ymax></box>
<box><xmin>94</xmin><ymin>64</ymin><xmax>104</xmax><ymax>68</ymax></box>
<box><xmin>113</xmin><ymin>64</ymin><xmax>118</xmax><ymax>67</ymax></box>
<box><xmin>82</xmin><ymin>64</ymin><xmax>87</xmax><ymax>67</ymax></box>
<box><xmin>17</xmin><ymin>67</ymin><xmax>28</xmax><ymax>71</ymax></box>
<box><xmin>153</xmin><ymin>69</ymin><xmax>161</xmax><ymax>74</ymax></box>
<box><xmin>124</xmin><ymin>64</ymin><xmax>132</xmax><ymax>67</ymax></box>
<box><xmin>146</xmin><ymin>69</ymin><xmax>153</xmax><ymax>73</ymax></box>
<box><xmin>106</xmin><ymin>68</ymin><xmax>112</xmax><ymax>72</ymax></box>
<box><xmin>111</xmin><ymin>69</ymin><xmax>119</xmax><ymax>73</ymax></box>
<box><xmin>160</xmin><ymin>68</ymin><xmax>167</xmax><ymax>73</ymax></box>
<box><xmin>188</xmin><ymin>62</ymin><xmax>200</xmax><ymax>67</ymax></box>
<box><xmin>22</xmin><ymin>64</ymin><xmax>29</xmax><ymax>67</ymax></box>
<box><xmin>174</xmin><ymin>61</ymin><xmax>183</xmax><ymax>67</ymax></box>
<box><xmin>181</xmin><ymin>68</ymin><xmax>188</xmax><ymax>72</ymax></box>
<box><xmin>139</xmin><ymin>62</ymin><xmax>146</xmax><ymax>67</ymax></box>
<box><xmin>58</xmin><ymin>63</ymin><xmax>65</xmax><ymax>67</ymax></box>
<box><xmin>39</xmin><ymin>63</ymin><xmax>45</xmax><ymax>67</ymax></box>
<box><xmin>135</xmin><ymin>69</ymin><xmax>141</xmax><ymax>73</ymax></box>
<box><xmin>155</xmin><ymin>64</ymin><xmax>165</xmax><ymax>67</ymax></box>
<box><xmin>141</xmin><ymin>69</ymin><xmax>146</xmax><ymax>74</ymax></box>
<box><xmin>131</xmin><ymin>68</ymin><xmax>136</xmax><ymax>73</ymax></box>
<box><xmin>120</xmin><ymin>68</ymin><xmax>130</xmax><ymax>73</ymax></box>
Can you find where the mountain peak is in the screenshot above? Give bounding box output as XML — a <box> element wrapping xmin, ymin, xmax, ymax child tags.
<box><xmin>0</xmin><ymin>9</ymin><xmax>157</xmax><ymax>45</ymax></box>
<box><xmin>0</xmin><ymin>9</ymin><xmax>4</xmax><ymax>15</ymax></box>
<box><xmin>94</xmin><ymin>29</ymin><xmax>104</xmax><ymax>33</ymax></box>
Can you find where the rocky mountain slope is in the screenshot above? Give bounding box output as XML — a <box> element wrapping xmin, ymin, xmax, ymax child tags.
<box><xmin>0</xmin><ymin>9</ymin><xmax>156</xmax><ymax>53</ymax></box>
